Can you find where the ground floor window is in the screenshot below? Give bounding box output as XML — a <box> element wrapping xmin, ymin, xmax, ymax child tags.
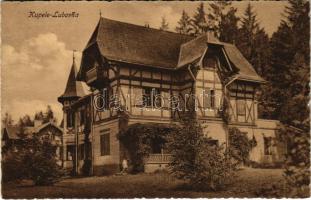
<box><xmin>264</xmin><ymin>137</ymin><xmax>273</xmax><ymax>155</ymax></box>
<box><xmin>79</xmin><ymin>144</ymin><xmax>85</xmax><ymax>160</ymax></box>
<box><xmin>67</xmin><ymin>145</ymin><xmax>75</xmax><ymax>161</ymax></box>
<box><xmin>100</xmin><ymin>133</ymin><xmax>110</xmax><ymax>156</ymax></box>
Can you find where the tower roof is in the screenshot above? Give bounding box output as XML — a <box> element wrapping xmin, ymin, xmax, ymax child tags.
<box><xmin>58</xmin><ymin>55</ymin><xmax>86</xmax><ymax>103</ymax></box>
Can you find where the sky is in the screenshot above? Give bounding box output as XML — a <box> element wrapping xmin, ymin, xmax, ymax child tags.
<box><xmin>1</xmin><ymin>1</ymin><xmax>288</xmax><ymax>123</ymax></box>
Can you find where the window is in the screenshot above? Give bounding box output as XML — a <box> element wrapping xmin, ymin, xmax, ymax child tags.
<box><xmin>79</xmin><ymin>144</ymin><xmax>85</xmax><ymax>160</ymax></box>
<box><xmin>100</xmin><ymin>133</ymin><xmax>110</xmax><ymax>156</ymax></box>
<box><xmin>67</xmin><ymin>112</ymin><xmax>75</xmax><ymax>128</ymax></box>
<box><xmin>264</xmin><ymin>137</ymin><xmax>273</xmax><ymax>155</ymax></box>
<box><xmin>143</xmin><ymin>87</ymin><xmax>161</xmax><ymax>107</ymax></box>
<box><xmin>237</xmin><ymin>100</ymin><xmax>246</xmax><ymax>115</ymax></box>
<box><xmin>203</xmin><ymin>89</ymin><xmax>215</xmax><ymax>109</ymax></box>
<box><xmin>67</xmin><ymin>145</ymin><xmax>75</xmax><ymax>161</ymax></box>
<box><xmin>80</xmin><ymin>110</ymin><xmax>85</xmax><ymax>125</ymax></box>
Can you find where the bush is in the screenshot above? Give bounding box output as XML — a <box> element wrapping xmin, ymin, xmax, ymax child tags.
<box><xmin>24</xmin><ymin>137</ymin><xmax>64</xmax><ymax>185</ymax></box>
<box><xmin>2</xmin><ymin>151</ymin><xmax>26</xmax><ymax>182</ymax></box>
<box><xmin>281</xmin><ymin>125</ymin><xmax>310</xmax><ymax>197</ymax></box>
<box><xmin>228</xmin><ymin>128</ymin><xmax>256</xmax><ymax>165</ymax></box>
<box><xmin>167</xmin><ymin>119</ymin><xmax>236</xmax><ymax>191</ymax></box>
<box><xmin>256</xmin><ymin>125</ymin><xmax>310</xmax><ymax>198</ymax></box>
<box><xmin>118</xmin><ymin>123</ymin><xmax>178</xmax><ymax>173</ymax></box>
<box><xmin>2</xmin><ymin>135</ymin><xmax>63</xmax><ymax>185</ymax></box>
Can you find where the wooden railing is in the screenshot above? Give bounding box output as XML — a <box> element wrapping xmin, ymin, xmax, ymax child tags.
<box><xmin>86</xmin><ymin>67</ymin><xmax>97</xmax><ymax>84</ymax></box>
<box><xmin>145</xmin><ymin>154</ymin><xmax>172</xmax><ymax>164</ymax></box>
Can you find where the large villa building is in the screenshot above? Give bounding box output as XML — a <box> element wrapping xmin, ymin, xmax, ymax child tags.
<box><xmin>58</xmin><ymin>17</ymin><xmax>283</xmax><ymax>175</ymax></box>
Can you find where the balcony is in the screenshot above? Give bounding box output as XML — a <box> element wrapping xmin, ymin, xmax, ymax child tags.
<box><xmin>85</xmin><ymin>66</ymin><xmax>108</xmax><ymax>88</ymax></box>
<box><xmin>145</xmin><ymin>154</ymin><xmax>172</xmax><ymax>164</ymax></box>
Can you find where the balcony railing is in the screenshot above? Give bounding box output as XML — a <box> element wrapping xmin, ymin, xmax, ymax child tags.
<box><xmin>145</xmin><ymin>154</ymin><xmax>172</xmax><ymax>164</ymax></box>
<box><xmin>85</xmin><ymin>66</ymin><xmax>108</xmax><ymax>87</ymax></box>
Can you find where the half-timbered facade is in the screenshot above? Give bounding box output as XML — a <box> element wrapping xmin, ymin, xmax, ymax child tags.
<box><xmin>58</xmin><ymin>17</ymin><xmax>283</xmax><ymax>175</ymax></box>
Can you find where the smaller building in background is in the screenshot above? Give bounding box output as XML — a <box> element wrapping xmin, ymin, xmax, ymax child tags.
<box><xmin>2</xmin><ymin>120</ymin><xmax>63</xmax><ymax>165</ymax></box>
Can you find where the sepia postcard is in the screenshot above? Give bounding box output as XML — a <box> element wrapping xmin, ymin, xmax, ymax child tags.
<box><xmin>1</xmin><ymin>0</ymin><xmax>310</xmax><ymax>198</ymax></box>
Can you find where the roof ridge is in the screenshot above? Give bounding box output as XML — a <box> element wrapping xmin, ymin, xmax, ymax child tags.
<box><xmin>99</xmin><ymin>17</ymin><xmax>193</xmax><ymax>38</ymax></box>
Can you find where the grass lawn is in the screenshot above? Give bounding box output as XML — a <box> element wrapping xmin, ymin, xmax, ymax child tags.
<box><xmin>2</xmin><ymin>168</ymin><xmax>285</xmax><ymax>198</ymax></box>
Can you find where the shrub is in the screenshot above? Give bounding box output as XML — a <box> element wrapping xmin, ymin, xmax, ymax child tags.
<box><xmin>118</xmin><ymin>123</ymin><xmax>178</xmax><ymax>173</ymax></box>
<box><xmin>2</xmin><ymin>135</ymin><xmax>63</xmax><ymax>185</ymax></box>
<box><xmin>228</xmin><ymin>128</ymin><xmax>256</xmax><ymax>165</ymax></box>
<box><xmin>281</xmin><ymin>125</ymin><xmax>310</xmax><ymax>197</ymax></box>
<box><xmin>23</xmin><ymin>137</ymin><xmax>64</xmax><ymax>185</ymax></box>
<box><xmin>255</xmin><ymin>125</ymin><xmax>310</xmax><ymax>198</ymax></box>
<box><xmin>167</xmin><ymin>118</ymin><xmax>236</xmax><ymax>191</ymax></box>
<box><xmin>2</xmin><ymin>151</ymin><xmax>26</xmax><ymax>182</ymax></box>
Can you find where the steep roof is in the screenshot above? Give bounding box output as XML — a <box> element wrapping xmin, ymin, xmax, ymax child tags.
<box><xmin>223</xmin><ymin>44</ymin><xmax>265</xmax><ymax>82</ymax></box>
<box><xmin>83</xmin><ymin>17</ymin><xmax>193</xmax><ymax>69</ymax></box>
<box><xmin>58</xmin><ymin>56</ymin><xmax>86</xmax><ymax>103</ymax></box>
<box><xmin>2</xmin><ymin>123</ymin><xmax>63</xmax><ymax>140</ymax></box>
<box><xmin>80</xmin><ymin>17</ymin><xmax>265</xmax><ymax>83</ymax></box>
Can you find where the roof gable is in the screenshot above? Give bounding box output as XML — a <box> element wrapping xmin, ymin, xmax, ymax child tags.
<box><xmin>82</xmin><ymin>17</ymin><xmax>193</xmax><ymax>70</ymax></box>
<box><xmin>79</xmin><ymin>17</ymin><xmax>265</xmax><ymax>83</ymax></box>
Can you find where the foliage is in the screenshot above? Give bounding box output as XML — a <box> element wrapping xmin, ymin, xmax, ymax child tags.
<box><xmin>228</xmin><ymin>128</ymin><xmax>257</xmax><ymax>165</ymax></box>
<box><xmin>2</xmin><ymin>150</ymin><xmax>27</xmax><ymax>182</ymax></box>
<box><xmin>175</xmin><ymin>10</ymin><xmax>192</xmax><ymax>35</ymax></box>
<box><xmin>167</xmin><ymin>118</ymin><xmax>236</xmax><ymax>191</ymax></box>
<box><xmin>281</xmin><ymin>125</ymin><xmax>310</xmax><ymax>197</ymax></box>
<box><xmin>117</xmin><ymin>123</ymin><xmax>178</xmax><ymax>173</ymax></box>
<box><xmin>2</xmin><ymin>129</ymin><xmax>63</xmax><ymax>185</ymax></box>
<box><xmin>261</xmin><ymin>0</ymin><xmax>309</xmax><ymax>126</ymax></box>
<box><xmin>34</xmin><ymin>105</ymin><xmax>57</xmax><ymax>123</ymax></box>
<box><xmin>2</xmin><ymin>112</ymin><xmax>13</xmax><ymax>127</ymax></box>
<box><xmin>256</xmin><ymin>125</ymin><xmax>310</xmax><ymax>198</ymax></box>
<box><xmin>191</xmin><ymin>2</ymin><xmax>208</xmax><ymax>36</ymax></box>
<box><xmin>159</xmin><ymin>16</ymin><xmax>169</xmax><ymax>31</ymax></box>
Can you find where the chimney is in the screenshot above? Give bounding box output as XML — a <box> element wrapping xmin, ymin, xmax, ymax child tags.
<box><xmin>34</xmin><ymin>119</ymin><xmax>43</xmax><ymax>127</ymax></box>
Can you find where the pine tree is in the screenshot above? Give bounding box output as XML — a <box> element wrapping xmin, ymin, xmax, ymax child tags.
<box><xmin>191</xmin><ymin>2</ymin><xmax>208</xmax><ymax>36</ymax></box>
<box><xmin>260</xmin><ymin>0</ymin><xmax>309</xmax><ymax>127</ymax></box>
<box><xmin>2</xmin><ymin>112</ymin><xmax>13</xmax><ymax>127</ymax></box>
<box><xmin>237</xmin><ymin>3</ymin><xmax>259</xmax><ymax>61</ymax></box>
<box><xmin>207</xmin><ymin>1</ymin><xmax>231</xmax><ymax>37</ymax></box>
<box><xmin>175</xmin><ymin>10</ymin><xmax>192</xmax><ymax>35</ymax></box>
<box><xmin>159</xmin><ymin>16</ymin><xmax>169</xmax><ymax>31</ymax></box>
<box><xmin>218</xmin><ymin>7</ymin><xmax>239</xmax><ymax>44</ymax></box>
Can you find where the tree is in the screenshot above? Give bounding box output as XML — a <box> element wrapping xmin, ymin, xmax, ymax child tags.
<box><xmin>218</xmin><ymin>7</ymin><xmax>240</xmax><ymax>43</ymax></box>
<box><xmin>191</xmin><ymin>2</ymin><xmax>208</xmax><ymax>36</ymax></box>
<box><xmin>175</xmin><ymin>10</ymin><xmax>192</xmax><ymax>35</ymax></box>
<box><xmin>159</xmin><ymin>16</ymin><xmax>169</xmax><ymax>31</ymax></box>
<box><xmin>45</xmin><ymin>105</ymin><xmax>56</xmax><ymax>123</ymax></box>
<box><xmin>207</xmin><ymin>1</ymin><xmax>231</xmax><ymax>37</ymax></box>
<box><xmin>261</xmin><ymin>0</ymin><xmax>309</xmax><ymax>127</ymax></box>
<box><xmin>2</xmin><ymin>112</ymin><xmax>13</xmax><ymax>127</ymax></box>
<box><xmin>24</xmin><ymin>135</ymin><xmax>63</xmax><ymax>185</ymax></box>
<box><xmin>167</xmin><ymin>118</ymin><xmax>236</xmax><ymax>191</ymax></box>
<box><xmin>18</xmin><ymin>114</ymin><xmax>34</xmax><ymax>127</ymax></box>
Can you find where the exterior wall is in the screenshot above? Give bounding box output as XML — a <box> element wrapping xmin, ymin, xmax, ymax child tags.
<box><xmin>92</xmin><ymin>118</ymin><xmax>120</xmax><ymax>175</ymax></box>
<box><xmin>201</xmin><ymin>119</ymin><xmax>227</xmax><ymax>146</ymax></box>
<box><xmin>232</xmin><ymin>119</ymin><xmax>283</xmax><ymax>164</ymax></box>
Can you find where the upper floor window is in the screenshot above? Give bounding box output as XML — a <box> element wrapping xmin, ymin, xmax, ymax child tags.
<box><xmin>67</xmin><ymin>112</ymin><xmax>75</xmax><ymax>128</ymax></box>
<box><xmin>80</xmin><ymin>109</ymin><xmax>85</xmax><ymax>125</ymax></box>
<box><xmin>203</xmin><ymin>89</ymin><xmax>215</xmax><ymax>109</ymax></box>
<box><xmin>237</xmin><ymin>100</ymin><xmax>246</xmax><ymax>116</ymax></box>
<box><xmin>203</xmin><ymin>57</ymin><xmax>216</xmax><ymax>69</ymax></box>
<box><xmin>143</xmin><ymin>87</ymin><xmax>161</xmax><ymax>107</ymax></box>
